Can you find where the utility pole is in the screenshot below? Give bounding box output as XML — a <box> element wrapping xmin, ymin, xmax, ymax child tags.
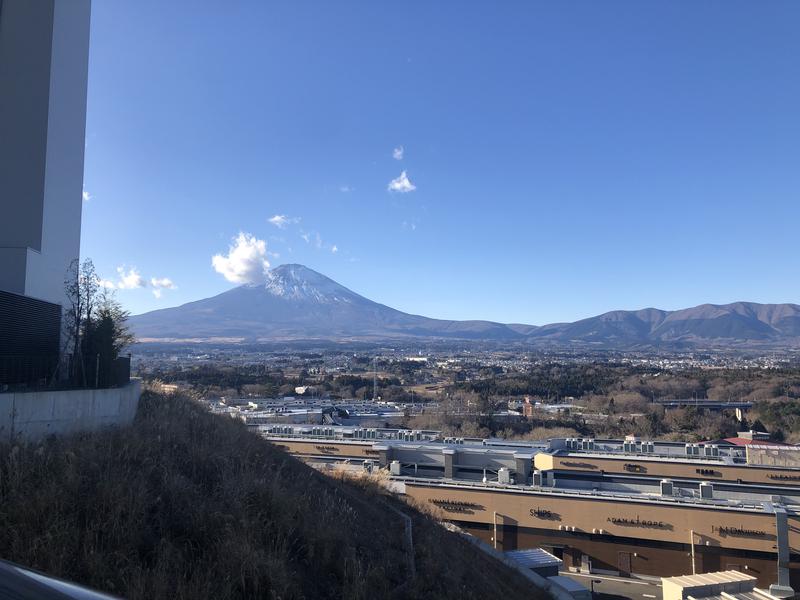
<box><xmin>373</xmin><ymin>357</ymin><xmax>378</xmax><ymax>401</ymax></box>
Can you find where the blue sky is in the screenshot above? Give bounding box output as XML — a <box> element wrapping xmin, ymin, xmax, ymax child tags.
<box><xmin>81</xmin><ymin>1</ymin><xmax>800</xmax><ymax>325</ymax></box>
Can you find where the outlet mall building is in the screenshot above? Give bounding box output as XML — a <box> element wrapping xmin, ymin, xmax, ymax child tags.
<box><xmin>258</xmin><ymin>427</ymin><xmax>799</xmax><ymax>595</ymax></box>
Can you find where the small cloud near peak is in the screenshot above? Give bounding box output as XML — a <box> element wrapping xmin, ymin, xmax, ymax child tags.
<box><xmin>212</xmin><ymin>232</ymin><xmax>271</xmax><ymax>284</ymax></box>
<box><xmin>268</xmin><ymin>214</ymin><xmax>300</xmax><ymax>229</ymax></box>
<box><xmin>388</xmin><ymin>170</ymin><xmax>416</xmax><ymax>193</ymax></box>
<box><xmin>151</xmin><ymin>277</ymin><xmax>176</xmax><ymax>289</ymax></box>
<box><xmin>392</xmin><ymin>146</ymin><xmax>404</xmax><ymax>160</ymax></box>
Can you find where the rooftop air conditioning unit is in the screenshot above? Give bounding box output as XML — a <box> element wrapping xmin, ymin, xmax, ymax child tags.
<box><xmin>533</xmin><ymin>470</ymin><xmax>543</xmax><ymax>486</ymax></box>
<box><xmin>498</xmin><ymin>468</ymin><xmax>512</xmax><ymax>484</ymax></box>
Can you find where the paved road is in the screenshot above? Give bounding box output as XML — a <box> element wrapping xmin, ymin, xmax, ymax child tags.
<box><xmin>563</xmin><ymin>571</ymin><xmax>662</xmax><ymax>600</ymax></box>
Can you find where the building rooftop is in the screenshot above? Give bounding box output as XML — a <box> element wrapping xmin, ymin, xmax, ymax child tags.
<box><xmin>400</xmin><ymin>477</ymin><xmax>774</xmax><ymax>513</ymax></box>
<box><xmin>664</xmin><ymin>571</ymin><xmax>756</xmax><ymax>588</ymax></box>
<box><xmin>658</xmin><ymin>570</ymin><xmax>787</xmax><ymax>600</ymax></box>
<box><xmin>714</xmin><ymin>438</ymin><xmax>792</xmax><ymax>447</ymax></box>
<box><xmin>505</xmin><ymin>548</ymin><xmax>562</xmax><ymax>570</ymax></box>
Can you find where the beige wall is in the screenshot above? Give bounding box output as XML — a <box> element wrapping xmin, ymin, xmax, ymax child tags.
<box><xmin>404</xmin><ymin>481</ymin><xmax>797</xmax><ymax>555</ymax></box>
<box><xmin>537</xmin><ymin>454</ymin><xmax>800</xmax><ymax>487</ymax></box>
<box><xmin>461</xmin><ymin>523</ymin><xmax>796</xmax><ymax>587</ymax></box>
<box><xmin>270</xmin><ymin>438</ymin><xmax>379</xmax><ymax>459</ymax></box>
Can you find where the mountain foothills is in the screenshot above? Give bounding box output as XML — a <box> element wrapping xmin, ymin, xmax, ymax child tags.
<box><xmin>130</xmin><ymin>264</ymin><xmax>800</xmax><ymax>347</ymax></box>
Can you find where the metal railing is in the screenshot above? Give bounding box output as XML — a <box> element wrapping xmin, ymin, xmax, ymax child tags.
<box><xmin>0</xmin><ymin>354</ymin><xmax>59</xmax><ymax>387</ymax></box>
<box><xmin>0</xmin><ymin>354</ymin><xmax>131</xmax><ymax>392</ymax></box>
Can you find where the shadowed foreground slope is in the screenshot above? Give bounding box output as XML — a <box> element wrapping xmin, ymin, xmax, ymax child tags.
<box><xmin>0</xmin><ymin>391</ymin><xmax>545</xmax><ymax>600</ymax></box>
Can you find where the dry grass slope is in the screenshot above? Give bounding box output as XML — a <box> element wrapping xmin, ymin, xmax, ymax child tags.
<box><xmin>0</xmin><ymin>390</ymin><xmax>547</xmax><ymax>600</ymax></box>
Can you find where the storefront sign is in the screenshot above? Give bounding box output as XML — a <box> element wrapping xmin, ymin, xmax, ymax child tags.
<box><xmin>562</xmin><ymin>461</ymin><xmax>598</xmax><ymax>469</ymax></box>
<box><xmin>607</xmin><ymin>516</ymin><xmax>667</xmax><ymax>528</ymax></box>
<box><xmin>429</xmin><ymin>499</ymin><xmax>484</xmax><ymax>513</ymax></box>
<box><xmin>623</xmin><ymin>463</ymin><xmax>648</xmax><ymax>473</ymax></box>
<box><xmin>712</xmin><ymin>526</ymin><xmax>766</xmax><ymax>537</ymax></box>
<box><xmin>314</xmin><ymin>445</ymin><xmax>340</xmax><ymax>453</ymax></box>
<box><xmin>529</xmin><ymin>507</ymin><xmax>560</xmax><ymax>520</ymax></box>
<box><xmin>768</xmin><ymin>473</ymin><xmax>800</xmax><ymax>481</ymax></box>
<box><xmin>695</xmin><ymin>468</ymin><xmax>721</xmax><ymax>477</ymax></box>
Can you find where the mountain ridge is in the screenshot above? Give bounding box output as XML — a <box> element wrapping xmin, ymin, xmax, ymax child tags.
<box><xmin>130</xmin><ymin>264</ymin><xmax>800</xmax><ymax>347</ymax></box>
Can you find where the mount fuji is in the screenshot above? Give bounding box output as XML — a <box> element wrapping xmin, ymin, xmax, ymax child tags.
<box><xmin>130</xmin><ymin>264</ymin><xmax>522</xmax><ymax>342</ymax></box>
<box><xmin>129</xmin><ymin>264</ymin><xmax>800</xmax><ymax>347</ymax></box>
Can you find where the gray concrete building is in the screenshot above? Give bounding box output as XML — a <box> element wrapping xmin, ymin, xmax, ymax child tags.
<box><xmin>0</xmin><ymin>0</ymin><xmax>91</xmax><ymax>308</ymax></box>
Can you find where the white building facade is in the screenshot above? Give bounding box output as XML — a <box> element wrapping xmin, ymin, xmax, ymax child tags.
<box><xmin>0</xmin><ymin>0</ymin><xmax>91</xmax><ymax>309</ymax></box>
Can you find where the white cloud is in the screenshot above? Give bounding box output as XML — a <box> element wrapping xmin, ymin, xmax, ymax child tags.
<box><xmin>268</xmin><ymin>214</ymin><xmax>300</xmax><ymax>229</ymax></box>
<box><xmin>151</xmin><ymin>277</ymin><xmax>176</xmax><ymax>289</ymax></box>
<box><xmin>388</xmin><ymin>170</ymin><xmax>416</xmax><ymax>193</ymax></box>
<box><xmin>116</xmin><ymin>267</ymin><xmax>147</xmax><ymax>289</ymax></box>
<box><xmin>107</xmin><ymin>270</ymin><xmax>175</xmax><ymax>296</ymax></box>
<box><xmin>339</xmin><ymin>185</ymin><xmax>354</xmax><ymax>193</ymax></box>
<box><xmin>300</xmin><ymin>230</ymin><xmax>336</xmax><ymax>252</ymax></box>
<box><xmin>82</xmin><ymin>190</ymin><xmax>92</xmax><ymax>202</ymax></box>
<box><xmin>212</xmin><ymin>232</ymin><xmax>271</xmax><ymax>284</ymax></box>
<box><xmin>393</xmin><ymin>146</ymin><xmax>404</xmax><ymax>160</ymax></box>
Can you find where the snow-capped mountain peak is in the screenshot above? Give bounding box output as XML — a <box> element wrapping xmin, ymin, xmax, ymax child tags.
<box><xmin>261</xmin><ymin>264</ymin><xmax>357</xmax><ymax>304</ymax></box>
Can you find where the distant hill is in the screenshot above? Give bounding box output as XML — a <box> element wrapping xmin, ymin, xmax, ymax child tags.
<box><xmin>130</xmin><ymin>264</ymin><xmax>800</xmax><ymax>347</ymax></box>
<box><xmin>528</xmin><ymin>303</ymin><xmax>800</xmax><ymax>346</ymax></box>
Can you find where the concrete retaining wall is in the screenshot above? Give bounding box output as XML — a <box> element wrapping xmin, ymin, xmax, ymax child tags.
<box><xmin>0</xmin><ymin>379</ymin><xmax>141</xmax><ymax>442</ymax></box>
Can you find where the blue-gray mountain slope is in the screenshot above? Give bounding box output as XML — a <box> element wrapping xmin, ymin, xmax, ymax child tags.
<box><xmin>130</xmin><ymin>265</ymin><xmax>800</xmax><ymax>346</ymax></box>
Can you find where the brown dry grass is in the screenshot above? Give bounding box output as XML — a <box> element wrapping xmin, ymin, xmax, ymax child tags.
<box><xmin>0</xmin><ymin>391</ymin><xmax>547</xmax><ymax>600</ymax></box>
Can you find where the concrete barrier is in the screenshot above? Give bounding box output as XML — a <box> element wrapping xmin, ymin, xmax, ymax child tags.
<box><xmin>0</xmin><ymin>379</ymin><xmax>141</xmax><ymax>442</ymax></box>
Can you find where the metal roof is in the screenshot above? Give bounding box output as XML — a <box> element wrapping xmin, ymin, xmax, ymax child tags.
<box><xmin>663</xmin><ymin>570</ymin><xmax>756</xmax><ymax>588</ymax></box>
<box><xmin>505</xmin><ymin>548</ymin><xmax>562</xmax><ymax>569</ymax></box>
